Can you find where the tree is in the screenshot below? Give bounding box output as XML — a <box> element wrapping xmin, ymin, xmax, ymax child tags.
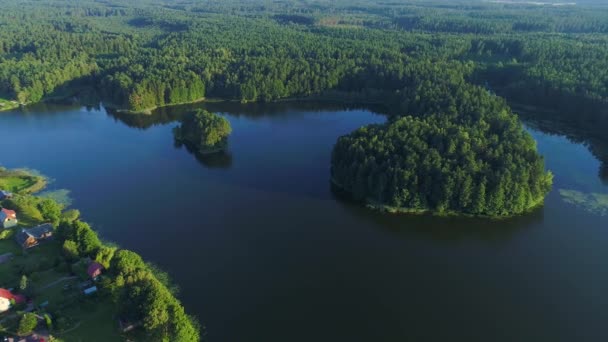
<box><xmin>37</xmin><ymin>198</ymin><xmax>63</xmax><ymax>225</ymax></box>
<box><xmin>19</xmin><ymin>275</ymin><xmax>28</xmax><ymax>291</ymax></box>
<box><xmin>60</xmin><ymin>209</ymin><xmax>80</xmax><ymax>223</ymax></box>
<box><xmin>95</xmin><ymin>246</ymin><xmax>117</xmax><ymax>269</ymax></box>
<box><xmin>17</xmin><ymin>313</ymin><xmax>38</xmax><ymax>336</ymax></box>
<box><xmin>62</xmin><ymin>240</ymin><xmax>80</xmax><ymax>260</ymax></box>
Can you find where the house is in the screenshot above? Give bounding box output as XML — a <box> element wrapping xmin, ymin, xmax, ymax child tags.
<box><xmin>0</xmin><ymin>190</ymin><xmax>12</xmax><ymax>200</ymax></box>
<box><xmin>0</xmin><ymin>208</ymin><xmax>18</xmax><ymax>229</ymax></box>
<box><xmin>87</xmin><ymin>262</ymin><xmax>104</xmax><ymax>280</ymax></box>
<box><xmin>0</xmin><ymin>288</ymin><xmax>25</xmax><ymax>313</ymax></box>
<box><xmin>14</xmin><ymin>224</ymin><xmax>54</xmax><ymax>249</ymax></box>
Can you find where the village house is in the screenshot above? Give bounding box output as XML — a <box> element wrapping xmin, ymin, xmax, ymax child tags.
<box><xmin>0</xmin><ymin>208</ymin><xmax>17</xmax><ymax>229</ymax></box>
<box><xmin>0</xmin><ymin>288</ymin><xmax>25</xmax><ymax>313</ymax></box>
<box><xmin>0</xmin><ymin>190</ymin><xmax>12</xmax><ymax>200</ymax></box>
<box><xmin>87</xmin><ymin>262</ymin><xmax>104</xmax><ymax>280</ymax></box>
<box><xmin>14</xmin><ymin>223</ymin><xmax>54</xmax><ymax>249</ymax></box>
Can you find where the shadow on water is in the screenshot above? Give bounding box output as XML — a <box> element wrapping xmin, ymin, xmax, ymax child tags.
<box><xmin>330</xmin><ymin>182</ymin><xmax>544</xmax><ymax>243</ymax></box>
<box><xmin>516</xmin><ymin>104</ymin><xmax>608</xmax><ymax>185</ymax></box>
<box><xmin>174</xmin><ymin>140</ymin><xmax>234</xmax><ymax>170</ymax></box>
<box><xmin>106</xmin><ymin>100</ymin><xmax>388</xmax><ymax>129</ymax></box>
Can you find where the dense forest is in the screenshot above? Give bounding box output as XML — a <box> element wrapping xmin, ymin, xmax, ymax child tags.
<box><xmin>0</xmin><ymin>0</ymin><xmax>607</xmax><ymax>115</ymax></box>
<box><xmin>2</xmin><ymin>0</ymin><xmax>606</xmax><ymax>215</ymax></box>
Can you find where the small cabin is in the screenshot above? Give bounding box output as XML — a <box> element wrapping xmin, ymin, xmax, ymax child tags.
<box><xmin>0</xmin><ymin>208</ymin><xmax>18</xmax><ymax>229</ymax></box>
<box><xmin>87</xmin><ymin>262</ymin><xmax>105</xmax><ymax>280</ymax></box>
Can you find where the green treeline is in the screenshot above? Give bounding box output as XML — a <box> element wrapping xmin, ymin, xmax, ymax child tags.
<box><xmin>0</xmin><ymin>0</ymin><xmax>607</xmax><ymax>115</ymax></box>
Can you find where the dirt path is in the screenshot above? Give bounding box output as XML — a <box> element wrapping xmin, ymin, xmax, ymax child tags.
<box><xmin>38</xmin><ymin>276</ymin><xmax>78</xmax><ymax>291</ymax></box>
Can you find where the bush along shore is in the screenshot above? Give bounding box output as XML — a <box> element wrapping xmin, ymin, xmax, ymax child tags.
<box><xmin>0</xmin><ymin>168</ymin><xmax>200</xmax><ymax>341</ymax></box>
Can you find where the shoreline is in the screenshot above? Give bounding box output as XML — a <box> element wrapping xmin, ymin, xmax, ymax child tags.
<box><xmin>330</xmin><ymin>177</ymin><xmax>545</xmax><ymax>220</ymax></box>
<box><xmin>6</xmin><ymin>89</ymin><xmax>392</xmax><ymax>116</ymax></box>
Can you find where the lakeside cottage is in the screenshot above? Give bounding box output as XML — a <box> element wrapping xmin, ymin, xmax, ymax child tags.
<box><xmin>0</xmin><ymin>208</ymin><xmax>18</xmax><ymax>229</ymax></box>
<box><xmin>15</xmin><ymin>223</ymin><xmax>54</xmax><ymax>249</ymax></box>
<box><xmin>0</xmin><ymin>288</ymin><xmax>25</xmax><ymax>313</ymax></box>
<box><xmin>0</xmin><ymin>190</ymin><xmax>12</xmax><ymax>200</ymax></box>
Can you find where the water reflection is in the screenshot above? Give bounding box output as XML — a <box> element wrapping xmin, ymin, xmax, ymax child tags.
<box><xmin>517</xmin><ymin>105</ymin><xmax>608</xmax><ymax>186</ymax></box>
<box><xmin>105</xmin><ymin>100</ymin><xmax>388</xmax><ymax>129</ymax></box>
<box><xmin>330</xmin><ymin>183</ymin><xmax>543</xmax><ymax>242</ymax></box>
<box><xmin>175</xmin><ymin>140</ymin><xmax>234</xmax><ymax>169</ymax></box>
<box><xmin>107</xmin><ymin>108</ymin><xmax>188</xmax><ymax>129</ymax></box>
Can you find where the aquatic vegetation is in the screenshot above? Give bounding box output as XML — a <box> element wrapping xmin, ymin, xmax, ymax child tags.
<box><xmin>38</xmin><ymin>189</ymin><xmax>73</xmax><ymax>206</ymax></box>
<box><xmin>559</xmin><ymin>189</ymin><xmax>608</xmax><ymax>216</ymax></box>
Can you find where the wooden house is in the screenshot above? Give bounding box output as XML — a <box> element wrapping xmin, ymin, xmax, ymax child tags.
<box><xmin>15</xmin><ymin>223</ymin><xmax>54</xmax><ymax>249</ymax></box>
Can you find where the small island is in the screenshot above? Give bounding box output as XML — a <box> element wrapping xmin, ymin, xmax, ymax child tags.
<box><xmin>331</xmin><ymin>78</ymin><xmax>554</xmax><ymax>218</ymax></box>
<box><xmin>173</xmin><ymin>109</ymin><xmax>232</xmax><ymax>155</ymax></box>
<box><xmin>0</xmin><ymin>168</ymin><xmax>200</xmax><ymax>341</ymax></box>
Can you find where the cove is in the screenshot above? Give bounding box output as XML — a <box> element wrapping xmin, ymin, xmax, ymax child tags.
<box><xmin>1</xmin><ymin>101</ymin><xmax>607</xmax><ymax>341</ymax></box>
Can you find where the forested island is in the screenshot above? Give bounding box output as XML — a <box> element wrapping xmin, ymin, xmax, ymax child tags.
<box><xmin>0</xmin><ymin>168</ymin><xmax>200</xmax><ymax>341</ymax></box>
<box><xmin>174</xmin><ymin>110</ymin><xmax>232</xmax><ymax>155</ymax></box>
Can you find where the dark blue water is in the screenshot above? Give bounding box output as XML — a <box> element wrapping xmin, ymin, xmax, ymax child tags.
<box><xmin>1</xmin><ymin>102</ymin><xmax>607</xmax><ymax>341</ymax></box>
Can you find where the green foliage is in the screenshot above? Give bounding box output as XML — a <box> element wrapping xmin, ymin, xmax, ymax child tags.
<box><xmin>44</xmin><ymin>313</ymin><xmax>53</xmax><ymax>331</ymax></box>
<box><xmin>62</xmin><ymin>240</ymin><xmax>80</xmax><ymax>260</ymax></box>
<box><xmin>109</xmin><ymin>250</ymin><xmax>199</xmax><ymax>341</ymax></box>
<box><xmin>57</xmin><ymin>221</ymin><xmax>101</xmax><ymax>256</ymax></box>
<box><xmin>60</xmin><ymin>209</ymin><xmax>81</xmax><ymax>223</ymax></box>
<box><xmin>37</xmin><ymin>198</ymin><xmax>64</xmax><ymax>225</ymax></box>
<box><xmin>174</xmin><ymin>110</ymin><xmax>232</xmax><ymax>153</ymax></box>
<box><xmin>19</xmin><ymin>274</ymin><xmax>28</xmax><ymax>291</ymax></box>
<box><xmin>17</xmin><ymin>313</ymin><xmax>38</xmax><ymax>336</ymax></box>
<box><xmin>95</xmin><ymin>246</ymin><xmax>117</xmax><ymax>269</ymax></box>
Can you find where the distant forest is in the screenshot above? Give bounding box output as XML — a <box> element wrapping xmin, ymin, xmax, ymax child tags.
<box><xmin>0</xmin><ymin>0</ymin><xmax>606</xmax><ymax>114</ymax></box>
<box><xmin>1</xmin><ymin>0</ymin><xmax>607</xmax><ymax>216</ymax></box>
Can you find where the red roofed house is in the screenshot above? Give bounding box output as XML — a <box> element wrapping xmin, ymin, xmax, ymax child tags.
<box><xmin>0</xmin><ymin>288</ymin><xmax>25</xmax><ymax>313</ymax></box>
<box><xmin>0</xmin><ymin>208</ymin><xmax>18</xmax><ymax>229</ymax></box>
<box><xmin>87</xmin><ymin>262</ymin><xmax>104</xmax><ymax>280</ymax></box>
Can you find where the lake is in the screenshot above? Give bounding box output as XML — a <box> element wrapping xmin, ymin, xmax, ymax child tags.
<box><xmin>1</xmin><ymin>101</ymin><xmax>607</xmax><ymax>341</ymax></box>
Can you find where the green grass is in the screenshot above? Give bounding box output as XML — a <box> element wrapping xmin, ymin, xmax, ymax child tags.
<box><xmin>0</xmin><ymin>98</ymin><xmax>19</xmax><ymax>111</ymax></box>
<box><xmin>0</xmin><ymin>168</ymin><xmax>47</xmax><ymax>194</ymax></box>
<box><xmin>55</xmin><ymin>300</ymin><xmax>125</xmax><ymax>342</ymax></box>
<box><xmin>0</xmin><ymin>241</ymin><xmax>62</xmax><ymax>288</ymax></box>
<box><xmin>31</xmin><ymin>270</ymin><xmax>80</xmax><ymax>309</ymax></box>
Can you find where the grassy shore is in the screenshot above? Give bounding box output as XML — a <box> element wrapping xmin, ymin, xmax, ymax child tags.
<box><xmin>0</xmin><ymin>167</ymin><xmax>47</xmax><ymax>194</ymax></box>
<box><xmin>0</xmin><ymin>98</ymin><xmax>20</xmax><ymax>112</ymax></box>
<box><xmin>0</xmin><ymin>168</ymin><xmax>121</xmax><ymax>341</ymax></box>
